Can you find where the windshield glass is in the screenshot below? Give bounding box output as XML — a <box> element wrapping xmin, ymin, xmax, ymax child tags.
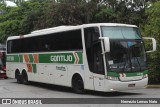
<box><xmin>101</xmin><ymin>26</ymin><xmax>141</xmax><ymax>39</ymax></box>
<box><xmin>101</xmin><ymin>26</ymin><xmax>146</xmax><ymax>72</ymax></box>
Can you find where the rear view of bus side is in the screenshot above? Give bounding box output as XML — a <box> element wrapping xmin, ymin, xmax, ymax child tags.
<box><xmin>6</xmin><ymin>23</ymin><xmax>156</xmax><ymax>93</ymax></box>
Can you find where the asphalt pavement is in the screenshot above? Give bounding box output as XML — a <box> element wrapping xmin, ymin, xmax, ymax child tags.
<box><xmin>0</xmin><ymin>78</ymin><xmax>160</xmax><ymax>107</ymax></box>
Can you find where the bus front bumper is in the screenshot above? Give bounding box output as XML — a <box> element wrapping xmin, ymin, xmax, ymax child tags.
<box><xmin>105</xmin><ymin>78</ymin><xmax>148</xmax><ymax>92</ymax></box>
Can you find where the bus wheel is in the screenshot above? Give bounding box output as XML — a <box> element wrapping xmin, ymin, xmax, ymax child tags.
<box><xmin>15</xmin><ymin>71</ymin><xmax>22</xmax><ymax>84</ymax></box>
<box><xmin>22</xmin><ymin>71</ymin><xmax>29</xmax><ymax>85</ymax></box>
<box><xmin>72</xmin><ymin>75</ymin><xmax>84</xmax><ymax>94</ymax></box>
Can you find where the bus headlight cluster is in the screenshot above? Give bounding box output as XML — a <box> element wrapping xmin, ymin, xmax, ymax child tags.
<box><xmin>142</xmin><ymin>74</ymin><xmax>148</xmax><ymax>79</ymax></box>
<box><xmin>106</xmin><ymin>76</ymin><xmax>119</xmax><ymax>81</ymax></box>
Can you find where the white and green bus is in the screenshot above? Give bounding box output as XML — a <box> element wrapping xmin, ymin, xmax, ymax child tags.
<box><xmin>6</xmin><ymin>23</ymin><xmax>156</xmax><ymax>93</ymax></box>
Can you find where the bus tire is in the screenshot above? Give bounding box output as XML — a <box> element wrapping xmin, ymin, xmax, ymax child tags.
<box><xmin>15</xmin><ymin>71</ymin><xmax>22</xmax><ymax>84</ymax></box>
<box><xmin>22</xmin><ymin>71</ymin><xmax>29</xmax><ymax>85</ymax></box>
<box><xmin>72</xmin><ymin>74</ymin><xmax>84</xmax><ymax>94</ymax></box>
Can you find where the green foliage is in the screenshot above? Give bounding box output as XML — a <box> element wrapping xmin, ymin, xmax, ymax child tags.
<box><xmin>94</xmin><ymin>7</ymin><xmax>116</xmax><ymax>23</ymax></box>
<box><xmin>142</xmin><ymin>1</ymin><xmax>160</xmax><ymax>84</ymax></box>
<box><xmin>0</xmin><ymin>0</ymin><xmax>149</xmax><ymax>41</ymax></box>
<box><xmin>0</xmin><ymin>6</ymin><xmax>23</xmax><ymax>41</ymax></box>
<box><xmin>0</xmin><ymin>0</ymin><xmax>49</xmax><ymax>41</ymax></box>
<box><xmin>19</xmin><ymin>0</ymin><xmax>49</xmax><ymax>33</ymax></box>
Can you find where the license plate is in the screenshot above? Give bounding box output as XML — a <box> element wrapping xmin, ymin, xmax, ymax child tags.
<box><xmin>128</xmin><ymin>84</ymin><xmax>135</xmax><ymax>87</ymax></box>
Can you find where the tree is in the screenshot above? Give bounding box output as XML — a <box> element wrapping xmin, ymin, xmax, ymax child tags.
<box><xmin>33</xmin><ymin>0</ymin><xmax>97</xmax><ymax>29</ymax></box>
<box><xmin>0</xmin><ymin>0</ymin><xmax>157</xmax><ymax>43</ymax></box>
<box><xmin>0</xmin><ymin>0</ymin><xmax>49</xmax><ymax>41</ymax></box>
<box><xmin>19</xmin><ymin>0</ymin><xmax>49</xmax><ymax>33</ymax></box>
<box><xmin>0</xmin><ymin>0</ymin><xmax>25</xmax><ymax>6</ymax></box>
<box><xmin>0</xmin><ymin>5</ymin><xmax>23</xmax><ymax>41</ymax></box>
<box><xmin>142</xmin><ymin>1</ymin><xmax>160</xmax><ymax>84</ymax></box>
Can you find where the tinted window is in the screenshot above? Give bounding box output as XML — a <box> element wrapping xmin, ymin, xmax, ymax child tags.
<box><xmin>7</xmin><ymin>29</ymin><xmax>82</xmax><ymax>53</ymax></box>
<box><xmin>84</xmin><ymin>27</ymin><xmax>104</xmax><ymax>75</ymax></box>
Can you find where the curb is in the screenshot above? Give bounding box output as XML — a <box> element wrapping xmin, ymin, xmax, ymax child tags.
<box><xmin>147</xmin><ymin>85</ymin><xmax>160</xmax><ymax>88</ymax></box>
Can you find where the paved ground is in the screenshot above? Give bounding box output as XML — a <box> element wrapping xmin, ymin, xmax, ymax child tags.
<box><xmin>0</xmin><ymin>78</ymin><xmax>159</xmax><ymax>107</ymax></box>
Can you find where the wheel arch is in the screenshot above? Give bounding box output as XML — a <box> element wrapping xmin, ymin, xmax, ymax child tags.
<box><xmin>21</xmin><ymin>69</ymin><xmax>29</xmax><ymax>85</ymax></box>
<box><xmin>22</xmin><ymin>69</ymin><xmax>27</xmax><ymax>75</ymax></box>
<box><xmin>15</xmin><ymin>69</ymin><xmax>20</xmax><ymax>79</ymax></box>
<box><xmin>71</xmin><ymin>73</ymin><xmax>84</xmax><ymax>87</ymax></box>
<box><xmin>71</xmin><ymin>73</ymin><xmax>85</xmax><ymax>93</ymax></box>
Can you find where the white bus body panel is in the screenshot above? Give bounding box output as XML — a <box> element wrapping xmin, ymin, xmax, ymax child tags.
<box><xmin>6</xmin><ymin>60</ymin><xmax>148</xmax><ymax>92</ymax></box>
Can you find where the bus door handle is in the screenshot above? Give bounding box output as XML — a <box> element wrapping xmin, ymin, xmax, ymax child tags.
<box><xmin>50</xmin><ymin>74</ymin><xmax>53</xmax><ymax>75</ymax></box>
<box><xmin>41</xmin><ymin>73</ymin><xmax>44</xmax><ymax>74</ymax></box>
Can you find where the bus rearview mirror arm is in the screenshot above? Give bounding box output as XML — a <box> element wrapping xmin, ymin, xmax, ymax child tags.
<box><xmin>142</xmin><ymin>37</ymin><xmax>157</xmax><ymax>53</ymax></box>
<box><xmin>99</xmin><ymin>37</ymin><xmax>110</xmax><ymax>53</ymax></box>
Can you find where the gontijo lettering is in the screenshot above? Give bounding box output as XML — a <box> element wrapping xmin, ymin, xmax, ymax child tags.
<box><xmin>50</xmin><ymin>55</ymin><xmax>73</xmax><ymax>62</ymax></box>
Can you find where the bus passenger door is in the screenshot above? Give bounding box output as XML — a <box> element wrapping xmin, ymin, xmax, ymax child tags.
<box><xmin>92</xmin><ymin>43</ymin><xmax>105</xmax><ymax>91</ymax></box>
<box><xmin>84</xmin><ymin>27</ymin><xmax>105</xmax><ymax>91</ymax></box>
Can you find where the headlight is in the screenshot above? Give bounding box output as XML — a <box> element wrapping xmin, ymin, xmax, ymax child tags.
<box><xmin>106</xmin><ymin>76</ymin><xmax>119</xmax><ymax>81</ymax></box>
<box><xmin>142</xmin><ymin>74</ymin><xmax>148</xmax><ymax>79</ymax></box>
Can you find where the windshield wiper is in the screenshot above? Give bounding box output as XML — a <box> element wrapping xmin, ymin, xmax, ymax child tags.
<box><xmin>122</xmin><ymin>54</ymin><xmax>132</xmax><ymax>72</ymax></box>
<box><xmin>122</xmin><ymin>42</ymin><xmax>131</xmax><ymax>73</ymax></box>
<box><xmin>131</xmin><ymin>45</ymin><xmax>142</xmax><ymax>71</ymax></box>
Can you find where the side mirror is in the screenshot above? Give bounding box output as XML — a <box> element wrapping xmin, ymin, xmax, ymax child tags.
<box><xmin>99</xmin><ymin>37</ymin><xmax>110</xmax><ymax>53</ymax></box>
<box><xmin>143</xmin><ymin>37</ymin><xmax>156</xmax><ymax>53</ymax></box>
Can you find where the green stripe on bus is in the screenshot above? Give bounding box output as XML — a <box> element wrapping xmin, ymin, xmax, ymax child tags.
<box><xmin>6</xmin><ymin>52</ymin><xmax>83</xmax><ymax>64</ymax></box>
<box><xmin>29</xmin><ymin>54</ymin><xmax>34</xmax><ymax>63</ymax></box>
<box><xmin>39</xmin><ymin>52</ymin><xmax>83</xmax><ymax>64</ymax></box>
<box><xmin>7</xmin><ymin>55</ymin><xmax>20</xmax><ymax>62</ymax></box>
<box><xmin>143</xmin><ymin>70</ymin><xmax>149</xmax><ymax>75</ymax></box>
<box><xmin>107</xmin><ymin>71</ymin><xmax>119</xmax><ymax>77</ymax></box>
<box><xmin>107</xmin><ymin>70</ymin><xmax>149</xmax><ymax>77</ymax></box>
<box><xmin>19</xmin><ymin>55</ymin><xmax>23</xmax><ymax>62</ymax></box>
<box><xmin>32</xmin><ymin>64</ymin><xmax>37</xmax><ymax>73</ymax></box>
<box><xmin>76</xmin><ymin>52</ymin><xmax>83</xmax><ymax>64</ymax></box>
<box><xmin>125</xmin><ymin>72</ymin><xmax>143</xmax><ymax>77</ymax></box>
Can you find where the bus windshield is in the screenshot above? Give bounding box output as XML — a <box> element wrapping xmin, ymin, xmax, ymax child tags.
<box><xmin>101</xmin><ymin>26</ymin><xmax>146</xmax><ymax>72</ymax></box>
<box><xmin>101</xmin><ymin>26</ymin><xmax>141</xmax><ymax>39</ymax></box>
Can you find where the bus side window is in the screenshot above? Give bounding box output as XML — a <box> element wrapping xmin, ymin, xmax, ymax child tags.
<box><xmin>84</xmin><ymin>27</ymin><xmax>104</xmax><ymax>75</ymax></box>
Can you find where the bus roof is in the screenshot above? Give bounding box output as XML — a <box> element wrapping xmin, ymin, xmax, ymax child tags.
<box><xmin>7</xmin><ymin>23</ymin><xmax>137</xmax><ymax>41</ymax></box>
